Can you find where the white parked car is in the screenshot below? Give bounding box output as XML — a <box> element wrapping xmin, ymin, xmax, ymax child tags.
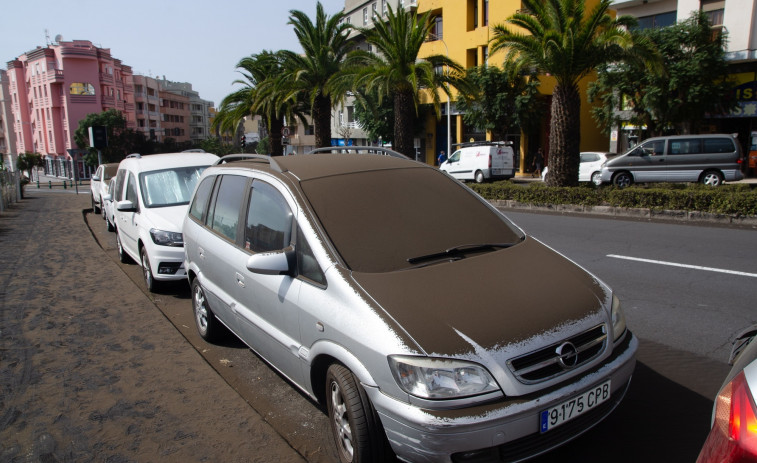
<box><xmin>542</xmin><ymin>152</ymin><xmax>614</xmax><ymax>185</ymax></box>
<box><xmin>90</xmin><ymin>163</ymin><xmax>119</xmax><ymax>215</ymax></box>
<box><xmin>112</xmin><ymin>151</ymin><xmax>219</xmax><ymax>291</ymax></box>
<box><xmin>102</xmin><ymin>178</ymin><xmax>117</xmax><ymax>232</ymax></box>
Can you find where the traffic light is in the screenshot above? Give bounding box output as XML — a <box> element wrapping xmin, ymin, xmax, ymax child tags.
<box><xmin>241</xmin><ymin>135</ymin><xmax>246</xmax><ymax>147</ymax></box>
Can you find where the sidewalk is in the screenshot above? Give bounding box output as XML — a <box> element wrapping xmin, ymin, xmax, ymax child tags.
<box><xmin>0</xmin><ymin>192</ymin><xmax>306</xmax><ymax>462</ymax></box>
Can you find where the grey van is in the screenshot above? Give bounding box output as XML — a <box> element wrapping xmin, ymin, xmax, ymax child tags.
<box><xmin>599</xmin><ymin>134</ymin><xmax>744</xmax><ymax>187</ymax></box>
<box><xmin>183</xmin><ymin>150</ymin><xmax>636</xmax><ymax>463</ymax></box>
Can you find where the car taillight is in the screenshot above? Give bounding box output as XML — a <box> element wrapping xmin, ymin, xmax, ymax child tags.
<box><xmin>697</xmin><ymin>371</ymin><xmax>757</xmax><ymax>463</ymax></box>
<box><xmin>489</xmin><ymin>156</ymin><xmax>492</xmax><ymax>168</ymax></box>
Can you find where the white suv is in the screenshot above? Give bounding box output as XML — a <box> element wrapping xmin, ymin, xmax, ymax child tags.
<box><xmin>112</xmin><ymin>151</ymin><xmax>219</xmax><ymax>291</ymax></box>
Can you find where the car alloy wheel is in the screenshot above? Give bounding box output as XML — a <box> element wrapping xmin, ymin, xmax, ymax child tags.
<box><xmin>140</xmin><ymin>248</ymin><xmax>158</xmax><ymax>292</ymax></box>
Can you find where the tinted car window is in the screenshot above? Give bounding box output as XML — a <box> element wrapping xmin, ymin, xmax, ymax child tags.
<box><xmin>581</xmin><ymin>153</ymin><xmax>600</xmax><ymax>163</ymax></box>
<box><xmin>301</xmin><ymin>168</ymin><xmax>523</xmax><ymax>273</ymax></box>
<box><xmin>703</xmin><ymin>138</ymin><xmax>735</xmax><ymax>153</ymax></box>
<box><xmin>637</xmin><ymin>140</ymin><xmax>665</xmax><ymax>156</ymax></box>
<box><xmin>296</xmin><ymin>225</ymin><xmax>326</xmax><ymax>286</ymax></box>
<box><xmin>669</xmin><ymin>139</ymin><xmax>702</xmax><ymax>155</ymax></box>
<box><xmin>125</xmin><ymin>172</ymin><xmax>138</xmax><ymax>204</ymax></box>
<box><xmin>114</xmin><ymin>169</ymin><xmax>126</xmax><ymax>201</ymax></box>
<box><xmin>209</xmin><ymin>175</ymin><xmax>247</xmax><ymax>242</ymax></box>
<box><xmin>189</xmin><ymin>176</ymin><xmax>216</xmax><ymax>222</ymax></box>
<box><xmin>245</xmin><ymin>180</ymin><xmax>293</xmax><ymax>253</ymax></box>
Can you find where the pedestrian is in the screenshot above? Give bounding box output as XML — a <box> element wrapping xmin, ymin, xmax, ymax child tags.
<box><xmin>437</xmin><ymin>150</ymin><xmax>447</xmax><ymax>166</ymax></box>
<box><xmin>532</xmin><ymin>148</ymin><xmax>544</xmax><ymax>178</ymax></box>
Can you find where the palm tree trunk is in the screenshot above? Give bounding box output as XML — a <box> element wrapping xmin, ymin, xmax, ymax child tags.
<box><xmin>546</xmin><ymin>83</ymin><xmax>581</xmax><ymax>187</ymax></box>
<box><xmin>394</xmin><ymin>89</ymin><xmax>415</xmax><ymax>158</ymax></box>
<box><xmin>313</xmin><ymin>94</ymin><xmax>332</xmax><ymax>148</ymax></box>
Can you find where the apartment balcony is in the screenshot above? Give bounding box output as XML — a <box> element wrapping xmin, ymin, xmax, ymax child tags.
<box><xmin>46</xmin><ymin>69</ymin><xmax>65</xmax><ymax>83</ymax></box>
<box><xmin>102</xmin><ymin>96</ymin><xmax>115</xmax><ymax>106</ymax></box>
<box><xmin>99</xmin><ymin>72</ymin><xmax>114</xmax><ymax>84</ymax></box>
<box><xmin>124</xmin><ymin>103</ymin><xmax>135</xmax><ymax>111</ymax></box>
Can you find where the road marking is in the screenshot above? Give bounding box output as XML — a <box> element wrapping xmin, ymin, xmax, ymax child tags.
<box><xmin>607</xmin><ymin>254</ymin><xmax>757</xmax><ymax>278</ymax></box>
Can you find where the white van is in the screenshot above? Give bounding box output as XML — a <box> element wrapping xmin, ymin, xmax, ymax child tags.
<box><xmin>441</xmin><ymin>142</ymin><xmax>515</xmax><ymax>183</ymax></box>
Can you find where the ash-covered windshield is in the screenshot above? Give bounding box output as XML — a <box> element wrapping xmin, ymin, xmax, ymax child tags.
<box><xmin>300</xmin><ymin>167</ymin><xmax>523</xmax><ymax>273</ymax></box>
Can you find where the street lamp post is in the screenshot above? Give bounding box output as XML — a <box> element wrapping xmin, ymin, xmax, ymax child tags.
<box><xmin>429</xmin><ymin>34</ymin><xmax>451</xmax><ymax>158</ymax></box>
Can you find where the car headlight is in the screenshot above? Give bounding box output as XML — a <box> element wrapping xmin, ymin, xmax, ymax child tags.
<box><xmin>150</xmin><ymin>228</ymin><xmax>183</xmax><ymax>247</ymax></box>
<box><xmin>611</xmin><ymin>294</ymin><xmax>627</xmax><ymax>341</ymax></box>
<box><xmin>388</xmin><ymin>356</ymin><xmax>500</xmax><ymax>399</ymax></box>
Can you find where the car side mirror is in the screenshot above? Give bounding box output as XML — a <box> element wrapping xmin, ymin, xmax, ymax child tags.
<box><xmin>103</xmin><ymin>193</ymin><xmax>112</xmax><ymax>201</ymax></box>
<box><xmin>247</xmin><ymin>246</ymin><xmax>295</xmax><ymax>276</ymax></box>
<box><xmin>92</xmin><ymin>175</ymin><xmax>101</xmax><ymax>181</ymax></box>
<box><xmin>116</xmin><ymin>200</ymin><xmax>137</xmax><ymax>212</ymax></box>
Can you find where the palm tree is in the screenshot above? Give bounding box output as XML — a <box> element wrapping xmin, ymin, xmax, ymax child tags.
<box><xmin>490</xmin><ymin>0</ymin><xmax>657</xmax><ymax>186</ymax></box>
<box><xmin>214</xmin><ymin>51</ymin><xmax>305</xmax><ymax>156</ymax></box>
<box><xmin>342</xmin><ymin>4</ymin><xmax>465</xmax><ymax>158</ymax></box>
<box><xmin>279</xmin><ymin>2</ymin><xmax>352</xmax><ymax>148</ymax></box>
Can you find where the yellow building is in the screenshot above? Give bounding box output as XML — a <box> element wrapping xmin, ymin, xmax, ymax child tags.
<box><xmin>417</xmin><ymin>0</ymin><xmax>609</xmax><ymax>174</ymax></box>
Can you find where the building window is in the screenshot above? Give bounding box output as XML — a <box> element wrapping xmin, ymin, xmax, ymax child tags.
<box><xmin>382</xmin><ymin>0</ymin><xmax>387</xmax><ymax>16</ymax></box>
<box><xmin>636</xmin><ymin>11</ymin><xmax>676</xmax><ymax>29</ymax></box>
<box><xmin>483</xmin><ymin>0</ymin><xmax>489</xmax><ymax>26</ymax></box>
<box><xmin>363</xmin><ymin>8</ymin><xmax>368</xmax><ymax>24</ymax></box>
<box><xmin>70</xmin><ymin>82</ymin><xmax>95</xmax><ymax>95</ymax></box>
<box><xmin>433</xmin><ymin>16</ymin><xmax>443</xmax><ymax>40</ymax></box>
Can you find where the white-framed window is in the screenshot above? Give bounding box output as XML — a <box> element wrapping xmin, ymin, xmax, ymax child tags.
<box><xmin>382</xmin><ymin>0</ymin><xmax>387</xmax><ymax>16</ymax></box>
<box><xmin>363</xmin><ymin>7</ymin><xmax>368</xmax><ymax>24</ymax></box>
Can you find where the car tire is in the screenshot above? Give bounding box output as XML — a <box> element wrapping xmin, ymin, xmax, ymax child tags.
<box><xmin>116</xmin><ymin>231</ymin><xmax>132</xmax><ymax>263</ymax></box>
<box><xmin>701</xmin><ymin>170</ymin><xmax>723</xmax><ymax>187</ymax></box>
<box><xmin>106</xmin><ymin>215</ymin><xmax>115</xmax><ymax>232</ymax></box>
<box><xmin>101</xmin><ymin>197</ymin><xmax>107</xmax><ymax>220</ymax></box>
<box><xmin>91</xmin><ymin>195</ymin><xmax>100</xmax><ymax>214</ymax></box>
<box><xmin>474</xmin><ymin>170</ymin><xmax>485</xmax><ymax>183</ymax></box>
<box><xmin>612</xmin><ymin>171</ymin><xmax>633</xmax><ymax>188</ymax></box>
<box><xmin>191</xmin><ymin>278</ymin><xmax>224</xmax><ymax>342</ymax></box>
<box><xmin>326</xmin><ymin>363</ymin><xmax>388</xmax><ymax>463</ymax></box>
<box><xmin>591</xmin><ymin>171</ymin><xmax>603</xmax><ymax>186</ymax></box>
<box><xmin>140</xmin><ymin>247</ymin><xmax>159</xmax><ymax>292</ymax></box>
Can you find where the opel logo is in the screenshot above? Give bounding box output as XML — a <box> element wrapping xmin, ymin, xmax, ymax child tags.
<box><xmin>556</xmin><ymin>342</ymin><xmax>579</xmax><ymax>370</ymax></box>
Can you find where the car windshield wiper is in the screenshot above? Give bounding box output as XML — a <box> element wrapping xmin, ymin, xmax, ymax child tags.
<box><xmin>407</xmin><ymin>243</ymin><xmax>516</xmax><ymax>265</ymax></box>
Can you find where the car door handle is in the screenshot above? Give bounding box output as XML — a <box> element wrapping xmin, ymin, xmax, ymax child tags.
<box><xmin>235</xmin><ymin>272</ymin><xmax>245</xmax><ymax>288</ymax></box>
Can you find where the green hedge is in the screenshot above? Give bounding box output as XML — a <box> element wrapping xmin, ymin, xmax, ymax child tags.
<box><xmin>470</xmin><ymin>181</ymin><xmax>757</xmax><ymax>216</ymax></box>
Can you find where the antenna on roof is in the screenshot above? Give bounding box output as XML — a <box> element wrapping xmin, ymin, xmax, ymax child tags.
<box><xmin>54</xmin><ymin>34</ymin><xmax>63</xmax><ymax>44</ymax></box>
<box><xmin>45</xmin><ymin>29</ymin><xmax>51</xmax><ymax>45</ymax></box>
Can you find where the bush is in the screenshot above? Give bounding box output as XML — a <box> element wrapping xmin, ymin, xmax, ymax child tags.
<box><xmin>469</xmin><ymin>181</ymin><xmax>757</xmax><ymax>216</ymax></box>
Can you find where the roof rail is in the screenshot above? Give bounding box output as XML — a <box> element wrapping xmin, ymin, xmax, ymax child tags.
<box><xmin>306</xmin><ymin>146</ymin><xmax>409</xmax><ymax>159</ymax></box>
<box><xmin>125</xmin><ymin>153</ymin><xmax>142</xmax><ymax>159</ymax></box>
<box><xmin>214</xmin><ymin>154</ymin><xmax>282</xmax><ymax>172</ymax></box>
<box><xmin>182</xmin><ymin>149</ymin><xmax>206</xmax><ymax>153</ymax></box>
<box><xmin>452</xmin><ymin>141</ymin><xmax>513</xmax><ymax>148</ymax></box>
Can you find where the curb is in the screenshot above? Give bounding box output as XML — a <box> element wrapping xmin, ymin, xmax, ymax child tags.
<box><xmin>490</xmin><ymin>199</ymin><xmax>757</xmax><ymax>228</ymax></box>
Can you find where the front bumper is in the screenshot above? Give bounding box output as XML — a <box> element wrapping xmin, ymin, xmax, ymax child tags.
<box><xmin>367</xmin><ymin>331</ymin><xmax>638</xmax><ymax>463</ymax></box>
<box><xmin>145</xmin><ymin>244</ymin><xmax>187</xmax><ymax>281</ymax></box>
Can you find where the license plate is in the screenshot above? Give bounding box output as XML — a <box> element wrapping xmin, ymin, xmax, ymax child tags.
<box><xmin>493</xmin><ymin>169</ymin><xmax>504</xmax><ymax>175</ymax></box>
<box><xmin>540</xmin><ymin>380</ymin><xmax>611</xmax><ymax>433</ymax></box>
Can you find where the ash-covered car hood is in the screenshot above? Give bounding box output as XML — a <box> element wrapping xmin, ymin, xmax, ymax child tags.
<box><xmin>351</xmin><ymin>238</ymin><xmax>608</xmax><ymax>357</ymax></box>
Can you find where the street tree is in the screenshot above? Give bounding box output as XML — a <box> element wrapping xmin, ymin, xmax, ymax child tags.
<box><xmin>588</xmin><ymin>11</ymin><xmax>735</xmax><ymax>137</ymax></box>
<box><xmin>490</xmin><ymin>0</ymin><xmax>658</xmax><ymax>186</ymax></box>
<box><xmin>16</xmin><ymin>151</ymin><xmax>44</xmax><ymax>180</ymax></box>
<box><xmin>342</xmin><ymin>4</ymin><xmax>466</xmax><ymax>158</ymax></box>
<box><xmin>215</xmin><ymin>51</ymin><xmax>306</xmax><ymax>156</ymax></box>
<box><xmin>278</xmin><ymin>2</ymin><xmax>352</xmax><ymax>148</ymax></box>
<box><xmin>74</xmin><ymin>109</ymin><xmax>141</xmax><ymax>166</ymax></box>
<box><xmin>455</xmin><ymin>63</ymin><xmax>544</xmax><ymax>141</ymax></box>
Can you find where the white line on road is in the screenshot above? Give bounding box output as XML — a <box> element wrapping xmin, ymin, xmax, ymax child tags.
<box><xmin>607</xmin><ymin>254</ymin><xmax>757</xmax><ymax>278</ymax></box>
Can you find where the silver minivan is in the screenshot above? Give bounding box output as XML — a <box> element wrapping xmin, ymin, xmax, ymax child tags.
<box><xmin>183</xmin><ymin>151</ymin><xmax>637</xmax><ymax>463</ymax></box>
<box><xmin>600</xmin><ymin>134</ymin><xmax>744</xmax><ymax>187</ymax></box>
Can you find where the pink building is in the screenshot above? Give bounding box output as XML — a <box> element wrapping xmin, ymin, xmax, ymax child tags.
<box><xmin>5</xmin><ymin>40</ymin><xmax>135</xmax><ymax>179</ymax></box>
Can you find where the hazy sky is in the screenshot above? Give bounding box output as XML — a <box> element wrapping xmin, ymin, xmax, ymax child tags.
<box><xmin>1</xmin><ymin>0</ymin><xmax>346</xmax><ymax>107</ymax></box>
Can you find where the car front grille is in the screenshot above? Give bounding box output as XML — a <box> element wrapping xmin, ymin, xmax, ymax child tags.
<box><xmin>507</xmin><ymin>325</ymin><xmax>607</xmax><ymax>384</ymax></box>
